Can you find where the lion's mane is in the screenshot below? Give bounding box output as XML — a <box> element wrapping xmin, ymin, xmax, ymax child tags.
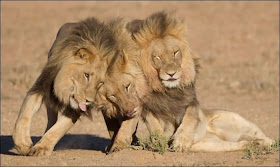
<box><xmin>128</xmin><ymin>11</ymin><xmax>201</xmax><ymax>125</ymax></box>
<box><xmin>130</xmin><ymin>11</ymin><xmax>200</xmax><ymax>92</ymax></box>
<box><xmin>30</xmin><ymin>17</ymin><xmax>117</xmax><ymax>117</ymax></box>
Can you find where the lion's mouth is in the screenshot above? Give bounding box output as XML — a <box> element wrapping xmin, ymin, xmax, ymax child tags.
<box><xmin>161</xmin><ymin>77</ymin><xmax>181</xmax><ymax>88</ymax></box>
<box><xmin>70</xmin><ymin>95</ymin><xmax>89</xmax><ymax>112</ymax></box>
<box><xmin>78</xmin><ymin>103</ymin><xmax>87</xmax><ymax>112</ymax></box>
<box><xmin>162</xmin><ymin>77</ymin><xmax>180</xmax><ymax>82</ymax></box>
<box><xmin>125</xmin><ymin>106</ymin><xmax>139</xmax><ymax>117</ymax></box>
<box><xmin>167</xmin><ymin>77</ymin><xmax>178</xmax><ymax>81</ymax></box>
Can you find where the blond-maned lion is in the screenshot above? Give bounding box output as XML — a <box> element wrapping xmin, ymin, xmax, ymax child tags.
<box><xmin>128</xmin><ymin>11</ymin><xmax>203</xmax><ymax>152</ymax></box>
<box><xmin>98</xmin><ymin>12</ymin><xmax>202</xmax><ymax>152</ymax></box>
<box><xmin>13</xmin><ymin>17</ymin><xmax>118</xmax><ymax>156</ymax></box>
<box><xmin>100</xmin><ymin>12</ymin><xmax>273</xmax><ymax>153</ymax></box>
<box><xmin>94</xmin><ymin>18</ymin><xmax>150</xmax><ymax>151</ymax></box>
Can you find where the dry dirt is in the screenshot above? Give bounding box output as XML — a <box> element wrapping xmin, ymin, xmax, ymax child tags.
<box><xmin>1</xmin><ymin>1</ymin><xmax>279</xmax><ymax>166</ymax></box>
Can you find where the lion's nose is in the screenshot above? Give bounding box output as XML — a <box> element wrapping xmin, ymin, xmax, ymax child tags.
<box><xmin>166</xmin><ymin>71</ymin><xmax>176</xmax><ymax>77</ymax></box>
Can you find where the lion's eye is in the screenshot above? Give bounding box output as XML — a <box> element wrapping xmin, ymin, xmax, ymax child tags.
<box><xmin>84</xmin><ymin>73</ymin><xmax>90</xmax><ymax>81</ymax></box>
<box><xmin>80</xmin><ymin>54</ymin><xmax>85</xmax><ymax>59</ymax></box>
<box><xmin>108</xmin><ymin>95</ymin><xmax>116</xmax><ymax>101</ymax></box>
<box><xmin>98</xmin><ymin>81</ymin><xmax>104</xmax><ymax>88</ymax></box>
<box><xmin>155</xmin><ymin>56</ymin><xmax>161</xmax><ymax>60</ymax></box>
<box><xmin>125</xmin><ymin>83</ymin><xmax>131</xmax><ymax>92</ymax></box>
<box><xmin>153</xmin><ymin>55</ymin><xmax>161</xmax><ymax>62</ymax></box>
<box><xmin>174</xmin><ymin>50</ymin><xmax>180</xmax><ymax>59</ymax></box>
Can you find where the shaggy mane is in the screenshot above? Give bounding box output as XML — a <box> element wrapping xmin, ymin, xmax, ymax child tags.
<box><xmin>102</xmin><ymin>18</ymin><xmax>150</xmax><ymax>118</ymax></box>
<box><xmin>132</xmin><ymin>11</ymin><xmax>187</xmax><ymax>47</ymax></box>
<box><xmin>30</xmin><ymin>17</ymin><xmax>118</xmax><ymax>117</ymax></box>
<box><xmin>128</xmin><ymin>11</ymin><xmax>201</xmax><ymax>124</ymax></box>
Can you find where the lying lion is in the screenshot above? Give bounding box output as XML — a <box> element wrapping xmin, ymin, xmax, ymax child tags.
<box><xmin>13</xmin><ymin>17</ymin><xmax>117</xmax><ymax>156</ymax></box>
<box><xmin>99</xmin><ymin>12</ymin><xmax>273</xmax><ymax>153</ymax></box>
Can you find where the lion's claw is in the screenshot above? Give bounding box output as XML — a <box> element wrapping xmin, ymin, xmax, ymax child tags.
<box><xmin>28</xmin><ymin>145</ymin><xmax>53</xmax><ymax>156</ymax></box>
<box><xmin>13</xmin><ymin>131</ymin><xmax>33</xmax><ymax>155</ymax></box>
<box><xmin>107</xmin><ymin>141</ymin><xmax>129</xmax><ymax>154</ymax></box>
<box><xmin>14</xmin><ymin>143</ymin><xmax>32</xmax><ymax>156</ymax></box>
<box><xmin>129</xmin><ymin>145</ymin><xmax>143</xmax><ymax>150</ymax></box>
<box><xmin>170</xmin><ymin>136</ymin><xmax>193</xmax><ymax>152</ymax></box>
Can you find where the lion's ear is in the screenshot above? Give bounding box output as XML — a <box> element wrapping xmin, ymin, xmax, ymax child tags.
<box><xmin>75</xmin><ymin>48</ymin><xmax>92</xmax><ymax>61</ymax></box>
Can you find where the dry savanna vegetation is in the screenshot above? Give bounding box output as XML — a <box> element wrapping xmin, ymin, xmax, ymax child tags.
<box><xmin>1</xmin><ymin>1</ymin><xmax>279</xmax><ymax>166</ymax></box>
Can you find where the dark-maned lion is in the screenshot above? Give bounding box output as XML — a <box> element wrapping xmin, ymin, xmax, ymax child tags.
<box><xmin>100</xmin><ymin>12</ymin><xmax>273</xmax><ymax>153</ymax></box>
<box><xmin>13</xmin><ymin>17</ymin><xmax>117</xmax><ymax>156</ymax></box>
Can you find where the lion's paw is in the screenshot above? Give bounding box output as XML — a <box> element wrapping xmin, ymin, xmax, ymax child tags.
<box><xmin>107</xmin><ymin>140</ymin><xmax>129</xmax><ymax>154</ymax></box>
<box><xmin>13</xmin><ymin>134</ymin><xmax>33</xmax><ymax>156</ymax></box>
<box><xmin>129</xmin><ymin>145</ymin><xmax>143</xmax><ymax>150</ymax></box>
<box><xmin>28</xmin><ymin>144</ymin><xmax>53</xmax><ymax>156</ymax></box>
<box><xmin>170</xmin><ymin>135</ymin><xmax>193</xmax><ymax>152</ymax></box>
<box><xmin>258</xmin><ymin>138</ymin><xmax>274</xmax><ymax>146</ymax></box>
<box><xmin>14</xmin><ymin>143</ymin><xmax>32</xmax><ymax>156</ymax></box>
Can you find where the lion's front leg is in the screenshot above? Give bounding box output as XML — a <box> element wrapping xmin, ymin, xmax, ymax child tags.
<box><xmin>108</xmin><ymin>114</ymin><xmax>140</xmax><ymax>153</ymax></box>
<box><xmin>13</xmin><ymin>93</ymin><xmax>43</xmax><ymax>155</ymax></box>
<box><xmin>144</xmin><ymin>112</ymin><xmax>164</xmax><ymax>135</ymax></box>
<box><xmin>103</xmin><ymin>115</ymin><xmax>121</xmax><ymax>141</ymax></box>
<box><xmin>28</xmin><ymin>112</ymin><xmax>79</xmax><ymax>156</ymax></box>
<box><xmin>45</xmin><ymin>106</ymin><xmax>58</xmax><ymax>133</ymax></box>
<box><xmin>171</xmin><ymin>106</ymin><xmax>204</xmax><ymax>152</ymax></box>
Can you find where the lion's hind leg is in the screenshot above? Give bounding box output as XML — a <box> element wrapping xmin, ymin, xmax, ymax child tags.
<box><xmin>190</xmin><ymin>132</ymin><xmax>249</xmax><ymax>152</ymax></box>
<box><xmin>13</xmin><ymin>93</ymin><xmax>44</xmax><ymax>155</ymax></box>
<box><xmin>171</xmin><ymin>106</ymin><xmax>207</xmax><ymax>152</ymax></box>
<box><xmin>206</xmin><ymin>110</ymin><xmax>273</xmax><ymax>146</ymax></box>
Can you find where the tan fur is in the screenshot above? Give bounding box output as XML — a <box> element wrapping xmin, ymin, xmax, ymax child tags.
<box><xmin>188</xmin><ymin>109</ymin><xmax>273</xmax><ymax>152</ymax></box>
<box><xmin>102</xmin><ymin>12</ymin><xmax>273</xmax><ymax>153</ymax></box>
<box><xmin>129</xmin><ymin>11</ymin><xmax>201</xmax><ymax>152</ymax></box>
<box><xmin>13</xmin><ymin>17</ymin><xmax>117</xmax><ymax>156</ymax></box>
<box><xmin>132</xmin><ymin>12</ymin><xmax>199</xmax><ymax>92</ymax></box>
<box><xmin>108</xmin><ymin>113</ymin><xmax>141</xmax><ymax>152</ymax></box>
<box><xmin>13</xmin><ymin>50</ymin><xmax>97</xmax><ymax>156</ymax></box>
<box><xmin>95</xmin><ymin>18</ymin><xmax>152</xmax><ymax>152</ymax></box>
<box><xmin>99</xmin><ymin>13</ymin><xmax>201</xmax><ymax>152</ymax></box>
<box><xmin>130</xmin><ymin>12</ymin><xmax>272</xmax><ymax>152</ymax></box>
<box><xmin>96</xmin><ymin>18</ymin><xmax>150</xmax><ymax>118</ymax></box>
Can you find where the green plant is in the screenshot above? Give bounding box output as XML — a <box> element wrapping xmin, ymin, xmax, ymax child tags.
<box><xmin>243</xmin><ymin>139</ymin><xmax>279</xmax><ymax>159</ymax></box>
<box><xmin>137</xmin><ymin>131</ymin><xmax>169</xmax><ymax>155</ymax></box>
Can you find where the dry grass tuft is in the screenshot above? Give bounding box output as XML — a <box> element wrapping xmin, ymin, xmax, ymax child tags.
<box><xmin>137</xmin><ymin>131</ymin><xmax>169</xmax><ymax>155</ymax></box>
<box><xmin>242</xmin><ymin>139</ymin><xmax>279</xmax><ymax>160</ymax></box>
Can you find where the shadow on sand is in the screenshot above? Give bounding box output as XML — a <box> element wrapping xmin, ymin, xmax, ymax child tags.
<box><xmin>0</xmin><ymin>134</ymin><xmax>111</xmax><ymax>155</ymax></box>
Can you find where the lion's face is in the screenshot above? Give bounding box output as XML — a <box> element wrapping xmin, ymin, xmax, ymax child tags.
<box><xmin>97</xmin><ymin>48</ymin><xmax>149</xmax><ymax>118</ymax></box>
<box><xmin>142</xmin><ymin>36</ymin><xmax>196</xmax><ymax>90</ymax></box>
<box><xmin>54</xmin><ymin>49</ymin><xmax>106</xmax><ymax>112</ymax></box>
<box><xmin>101</xmin><ymin>72</ymin><xmax>141</xmax><ymax>117</ymax></box>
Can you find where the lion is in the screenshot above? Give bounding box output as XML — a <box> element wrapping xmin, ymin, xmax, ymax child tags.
<box><xmin>12</xmin><ymin>17</ymin><xmax>118</xmax><ymax>156</ymax></box>
<box><xmin>127</xmin><ymin>11</ymin><xmax>203</xmax><ymax>152</ymax></box>
<box><xmin>93</xmin><ymin>18</ymin><xmax>150</xmax><ymax>151</ymax></box>
<box><xmin>100</xmin><ymin>12</ymin><xmax>273</xmax><ymax>153</ymax></box>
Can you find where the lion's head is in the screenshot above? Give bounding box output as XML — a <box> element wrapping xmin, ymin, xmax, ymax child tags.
<box><xmin>31</xmin><ymin>17</ymin><xmax>117</xmax><ymax>114</ymax></box>
<box><xmin>130</xmin><ymin>11</ymin><xmax>200</xmax><ymax>92</ymax></box>
<box><xmin>96</xmin><ymin>18</ymin><xmax>149</xmax><ymax>118</ymax></box>
<box><xmin>101</xmin><ymin>51</ymin><xmax>150</xmax><ymax>118</ymax></box>
<box><xmin>102</xmin><ymin>70</ymin><xmax>141</xmax><ymax>117</ymax></box>
<box><xmin>53</xmin><ymin>48</ymin><xmax>107</xmax><ymax>112</ymax></box>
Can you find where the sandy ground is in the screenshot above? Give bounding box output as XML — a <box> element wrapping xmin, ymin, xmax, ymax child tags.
<box><xmin>1</xmin><ymin>1</ymin><xmax>279</xmax><ymax>166</ymax></box>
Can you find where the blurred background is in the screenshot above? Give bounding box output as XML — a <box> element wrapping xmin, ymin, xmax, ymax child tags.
<box><xmin>1</xmin><ymin>1</ymin><xmax>279</xmax><ymax>166</ymax></box>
